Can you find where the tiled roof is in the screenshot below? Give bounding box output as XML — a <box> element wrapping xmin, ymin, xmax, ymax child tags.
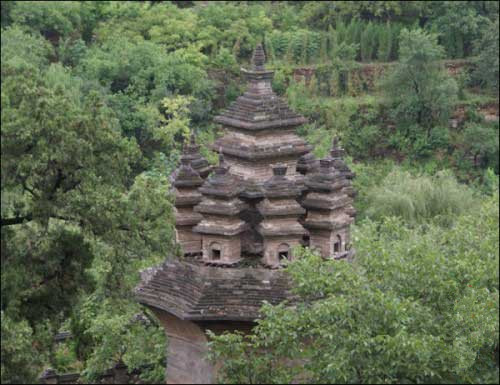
<box><xmin>135</xmin><ymin>259</ymin><xmax>294</xmax><ymax>321</ymax></box>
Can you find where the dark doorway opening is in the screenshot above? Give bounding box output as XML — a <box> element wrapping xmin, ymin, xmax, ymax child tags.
<box><xmin>212</xmin><ymin>249</ymin><xmax>221</xmax><ymax>260</ymax></box>
<box><xmin>279</xmin><ymin>251</ymin><xmax>289</xmax><ymax>261</ymax></box>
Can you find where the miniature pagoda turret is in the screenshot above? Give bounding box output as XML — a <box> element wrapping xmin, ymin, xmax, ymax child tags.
<box><xmin>296</xmin><ymin>152</ymin><xmax>319</xmax><ymax>175</ymax></box>
<box><xmin>193</xmin><ymin>154</ymin><xmax>248</xmax><ymax>265</ymax></box>
<box><xmin>183</xmin><ymin>132</ymin><xmax>212</xmax><ymax>179</ymax></box>
<box><xmin>170</xmin><ymin>133</ymin><xmax>211</xmax><ymax>184</ymax></box>
<box><xmin>257</xmin><ymin>164</ymin><xmax>307</xmax><ymax>267</ymax></box>
<box><xmin>330</xmin><ymin>137</ymin><xmax>357</xmax><ymax>219</ymax></box>
<box><xmin>302</xmin><ymin>138</ymin><xmax>356</xmax><ymax>259</ymax></box>
<box><xmin>172</xmin><ymin>152</ymin><xmax>204</xmax><ymax>256</ymax></box>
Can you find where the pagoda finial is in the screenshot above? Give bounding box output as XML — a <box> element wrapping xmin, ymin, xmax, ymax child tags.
<box><xmin>215</xmin><ymin>152</ymin><xmax>229</xmax><ymax>175</ymax></box>
<box><xmin>332</xmin><ymin>136</ymin><xmax>340</xmax><ymax>149</ymax></box>
<box><xmin>252</xmin><ymin>43</ymin><xmax>266</xmax><ymax>71</ymax></box>
<box><xmin>181</xmin><ymin>137</ymin><xmax>189</xmax><ymax>154</ymax></box>
<box><xmin>217</xmin><ymin>150</ymin><xmax>229</xmax><ymax>169</ymax></box>
<box><xmin>330</xmin><ymin>136</ymin><xmax>344</xmax><ymax>159</ymax></box>
<box><xmin>190</xmin><ymin>131</ymin><xmax>196</xmax><ymax>145</ymax></box>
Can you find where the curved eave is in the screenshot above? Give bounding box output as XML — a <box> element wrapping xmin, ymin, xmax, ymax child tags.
<box><xmin>214</xmin><ymin>115</ymin><xmax>307</xmax><ymax>131</ymax></box>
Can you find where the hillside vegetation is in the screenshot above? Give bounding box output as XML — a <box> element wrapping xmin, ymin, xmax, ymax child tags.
<box><xmin>1</xmin><ymin>1</ymin><xmax>498</xmax><ymax>384</ymax></box>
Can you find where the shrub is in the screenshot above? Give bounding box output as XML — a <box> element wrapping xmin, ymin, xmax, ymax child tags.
<box><xmin>365</xmin><ymin>168</ymin><xmax>476</xmax><ymax>225</ymax></box>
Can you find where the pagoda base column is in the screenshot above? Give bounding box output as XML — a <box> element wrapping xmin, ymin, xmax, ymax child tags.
<box><xmin>151</xmin><ymin>309</ymin><xmax>215</xmax><ymax>384</ymax></box>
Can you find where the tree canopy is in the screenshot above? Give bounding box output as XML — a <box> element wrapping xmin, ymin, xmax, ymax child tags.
<box><xmin>1</xmin><ymin>1</ymin><xmax>498</xmax><ymax>384</ymax></box>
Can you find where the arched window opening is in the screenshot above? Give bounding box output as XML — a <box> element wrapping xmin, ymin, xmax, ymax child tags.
<box><xmin>333</xmin><ymin>235</ymin><xmax>342</xmax><ymax>253</ymax></box>
<box><xmin>210</xmin><ymin>242</ymin><xmax>221</xmax><ymax>260</ymax></box>
<box><xmin>278</xmin><ymin>243</ymin><xmax>290</xmax><ymax>264</ymax></box>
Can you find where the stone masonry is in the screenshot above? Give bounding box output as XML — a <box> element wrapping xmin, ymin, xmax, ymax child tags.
<box><xmin>135</xmin><ymin>43</ymin><xmax>356</xmax><ymax>384</ymax></box>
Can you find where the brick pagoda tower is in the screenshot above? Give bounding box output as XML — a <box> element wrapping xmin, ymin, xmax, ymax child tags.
<box><xmin>135</xmin><ymin>44</ymin><xmax>357</xmax><ymax>384</ymax></box>
<box><xmin>257</xmin><ymin>164</ymin><xmax>307</xmax><ymax>267</ymax></box>
<box><xmin>172</xmin><ymin>149</ymin><xmax>204</xmax><ymax>256</ymax></box>
<box><xmin>193</xmin><ymin>154</ymin><xmax>248</xmax><ymax>265</ymax></box>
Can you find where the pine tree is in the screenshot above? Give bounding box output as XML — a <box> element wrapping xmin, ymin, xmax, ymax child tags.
<box><xmin>285</xmin><ymin>32</ymin><xmax>294</xmax><ymax>64</ymax></box>
<box><xmin>361</xmin><ymin>22</ymin><xmax>375</xmax><ymax>62</ymax></box>
<box><xmin>377</xmin><ymin>22</ymin><xmax>392</xmax><ymax>62</ymax></box>
<box><xmin>301</xmin><ymin>31</ymin><xmax>309</xmax><ymax>65</ymax></box>
<box><xmin>319</xmin><ymin>32</ymin><xmax>328</xmax><ymax>63</ymax></box>
<box><xmin>336</xmin><ymin>19</ymin><xmax>346</xmax><ymax>45</ymax></box>
<box><xmin>264</xmin><ymin>35</ymin><xmax>275</xmax><ymax>63</ymax></box>
<box><xmin>328</xmin><ymin>24</ymin><xmax>337</xmax><ymax>60</ymax></box>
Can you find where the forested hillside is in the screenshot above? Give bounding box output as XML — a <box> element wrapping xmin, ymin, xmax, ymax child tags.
<box><xmin>1</xmin><ymin>1</ymin><xmax>498</xmax><ymax>384</ymax></box>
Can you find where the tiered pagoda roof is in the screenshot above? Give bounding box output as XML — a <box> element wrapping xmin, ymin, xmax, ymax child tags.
<box><xmin>214</xmin><ymin>44</ymin><xmax>307</xmax><ymax>131</ymax></box>
<box><xmin>257</xmin><ymin>165</ymin><xmax>306</xmax><ymax>237</ymax></box>
<box><xmin>193</xmin><ymin>155</ymin><xmax>248</xmax><ymax>237</ymax></box>
<box><xmin>212</xmin><ymin>44</ymin><xmax>311</xmax><ymax>195</ymax></box>
<box><xmin>297</xmin><ymin>152</ymin><xmax>319</xmax><ymax>175</ymax></box>
<box><xmin>302</xmin><ymin>158</ymin><xmax>354</xmax><ymax>231</ymax></box>
<box><xmin>170</xmin><ymin>134</ymin><xmax>211</xmax><ymax>184</ymax></box>
<box><xmin>173</xmin><ymin>157</ymin><xmax>203</xmax><ymax>227</ymax></box>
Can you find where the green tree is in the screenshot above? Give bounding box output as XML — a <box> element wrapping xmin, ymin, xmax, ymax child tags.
<box><xmin>458</xmin><ymin>122</ymin><xmax>500</xmax><ymax>173</ymax></box>
<box><xmin>9</xmin><ymin>0</ymin><xmax>83</xmax><ymax>43</ymax></box>
<box><xmin>382</xmin><ymin>28</ymin><xmax>458</xmax><ymax>138</ymax></box>
<box><xmin>360</xmin><ymin>22</ymin><xmax>375</xmax><ymax>62</ymax></box>
<box><xmin>427</xmin><ymin>1</ymin><xmax>487</xmax><ymax>58</ymax></box>
<box><xmin>208</xmin><ymin>192</ymin><xmax>499</xmax><ymax>384</ymax></box>
<box><xmin>1</xmin><ymin>26</ymin><xmax>172</xmax><ymax>383</ymax></box>
<box><xmin>1</xmin><ymin>311</ymin><xmax>48</xmax><ymax>384</ymax></box>
<box><xmin>377</xmin><ymin>22</ymin><xmax>392</xmax><ymax>62</ymax></box>
<box><xmin>471</xmin><ymin>17</ymin><xmax>499</xmax><ymax>94</ymax></box>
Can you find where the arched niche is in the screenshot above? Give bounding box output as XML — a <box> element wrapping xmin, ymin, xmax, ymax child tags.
<box><xmin>209</xmin><ymin>242</ymin><xmax>222</xmax><ymax>260</ymax></box>
<box><xmin>333</xmin><ymin>235</ymin><xmax>342</xmax><ymax>254</ymax></box>
<box><xmin>278</xmin><ymin>243</ymin><xmax>290</xmax><ymax>264</ymax></box>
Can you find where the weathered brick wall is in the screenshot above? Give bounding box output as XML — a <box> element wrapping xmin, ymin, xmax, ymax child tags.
<box><xmin>176</xmin><ymin>226</ymin><xmax>202</xmax><ymax>255</ymax></box>
<box><xmin>201</xmin><ymin>234</ymin><xmax>241</xmax><ymax>262</ymax></box>
<box><xmin>263</xmin><ymin>236</ymin><xmax>303</xmax><ymax>267</ymax></box>
<box><xmin>152</xmin><ymin>310</ymin><xmax>214</xmax><ymax>384</ymax></box>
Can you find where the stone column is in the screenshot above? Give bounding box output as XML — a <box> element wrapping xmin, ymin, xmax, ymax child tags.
<box><xmin>152</xmin><ymin>309</ymin><xmax>215</xmax><ymax>384</ymax></box>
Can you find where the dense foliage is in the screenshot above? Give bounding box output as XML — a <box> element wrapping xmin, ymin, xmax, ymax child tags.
<box><xmin>1</xmin><ymin>1</ymin><xmax>498</xmax><ymax>384</ymax></box>
<box><xmin>209</xmin><ymin>188</ymin><xmax>499</xmax><ymax>384</ymax></box>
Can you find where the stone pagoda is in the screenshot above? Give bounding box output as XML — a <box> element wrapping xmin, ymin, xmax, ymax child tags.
<box><xmin>172</xmin><ymin>149</ymin><xmax>204</xmax><ymax>256</ymax></box>
<box><xmin>193</xmin><ymin>154</ymin><xmax>248</xmax><ymax>265</ymax></box>
<box><xmin>135</xmin><ymin>44</ymin><xmax>356</xmax><ymax>384</ymax></box>
<box><xmin>257</xmin><ymin>164</ymin><xmax>307</xmax><ymax>268</ymax></box>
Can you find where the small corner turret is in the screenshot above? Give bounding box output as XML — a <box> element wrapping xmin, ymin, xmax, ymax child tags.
<box><xmin>193</xmin><ymin>153</ymin><xmax>248</xmax><ymax>265</ymax></box>
<box><xmin>302</xmin><ymin>137</ymin><xmax>356</xmax><ymax>259</ymax></box>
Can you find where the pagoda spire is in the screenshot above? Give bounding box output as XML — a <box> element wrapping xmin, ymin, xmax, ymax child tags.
<box><xmin>328</xmin><ymin>136</ymin><xmax>355</xmax><ymax>182</ymax></box>
<box><xmin>213</xmin><ymin>43</ymin><xmax>307</xmax><ymax>132</ymax></box>
<box><xmin>251</xmin><ymin>43</ymin><xmax>266</xmax><ymax>71</ymax></box>
<box><xmin>184</xmin><ymin>132</ymin><xmax>212</xmax><ymax>178</ymax></box>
